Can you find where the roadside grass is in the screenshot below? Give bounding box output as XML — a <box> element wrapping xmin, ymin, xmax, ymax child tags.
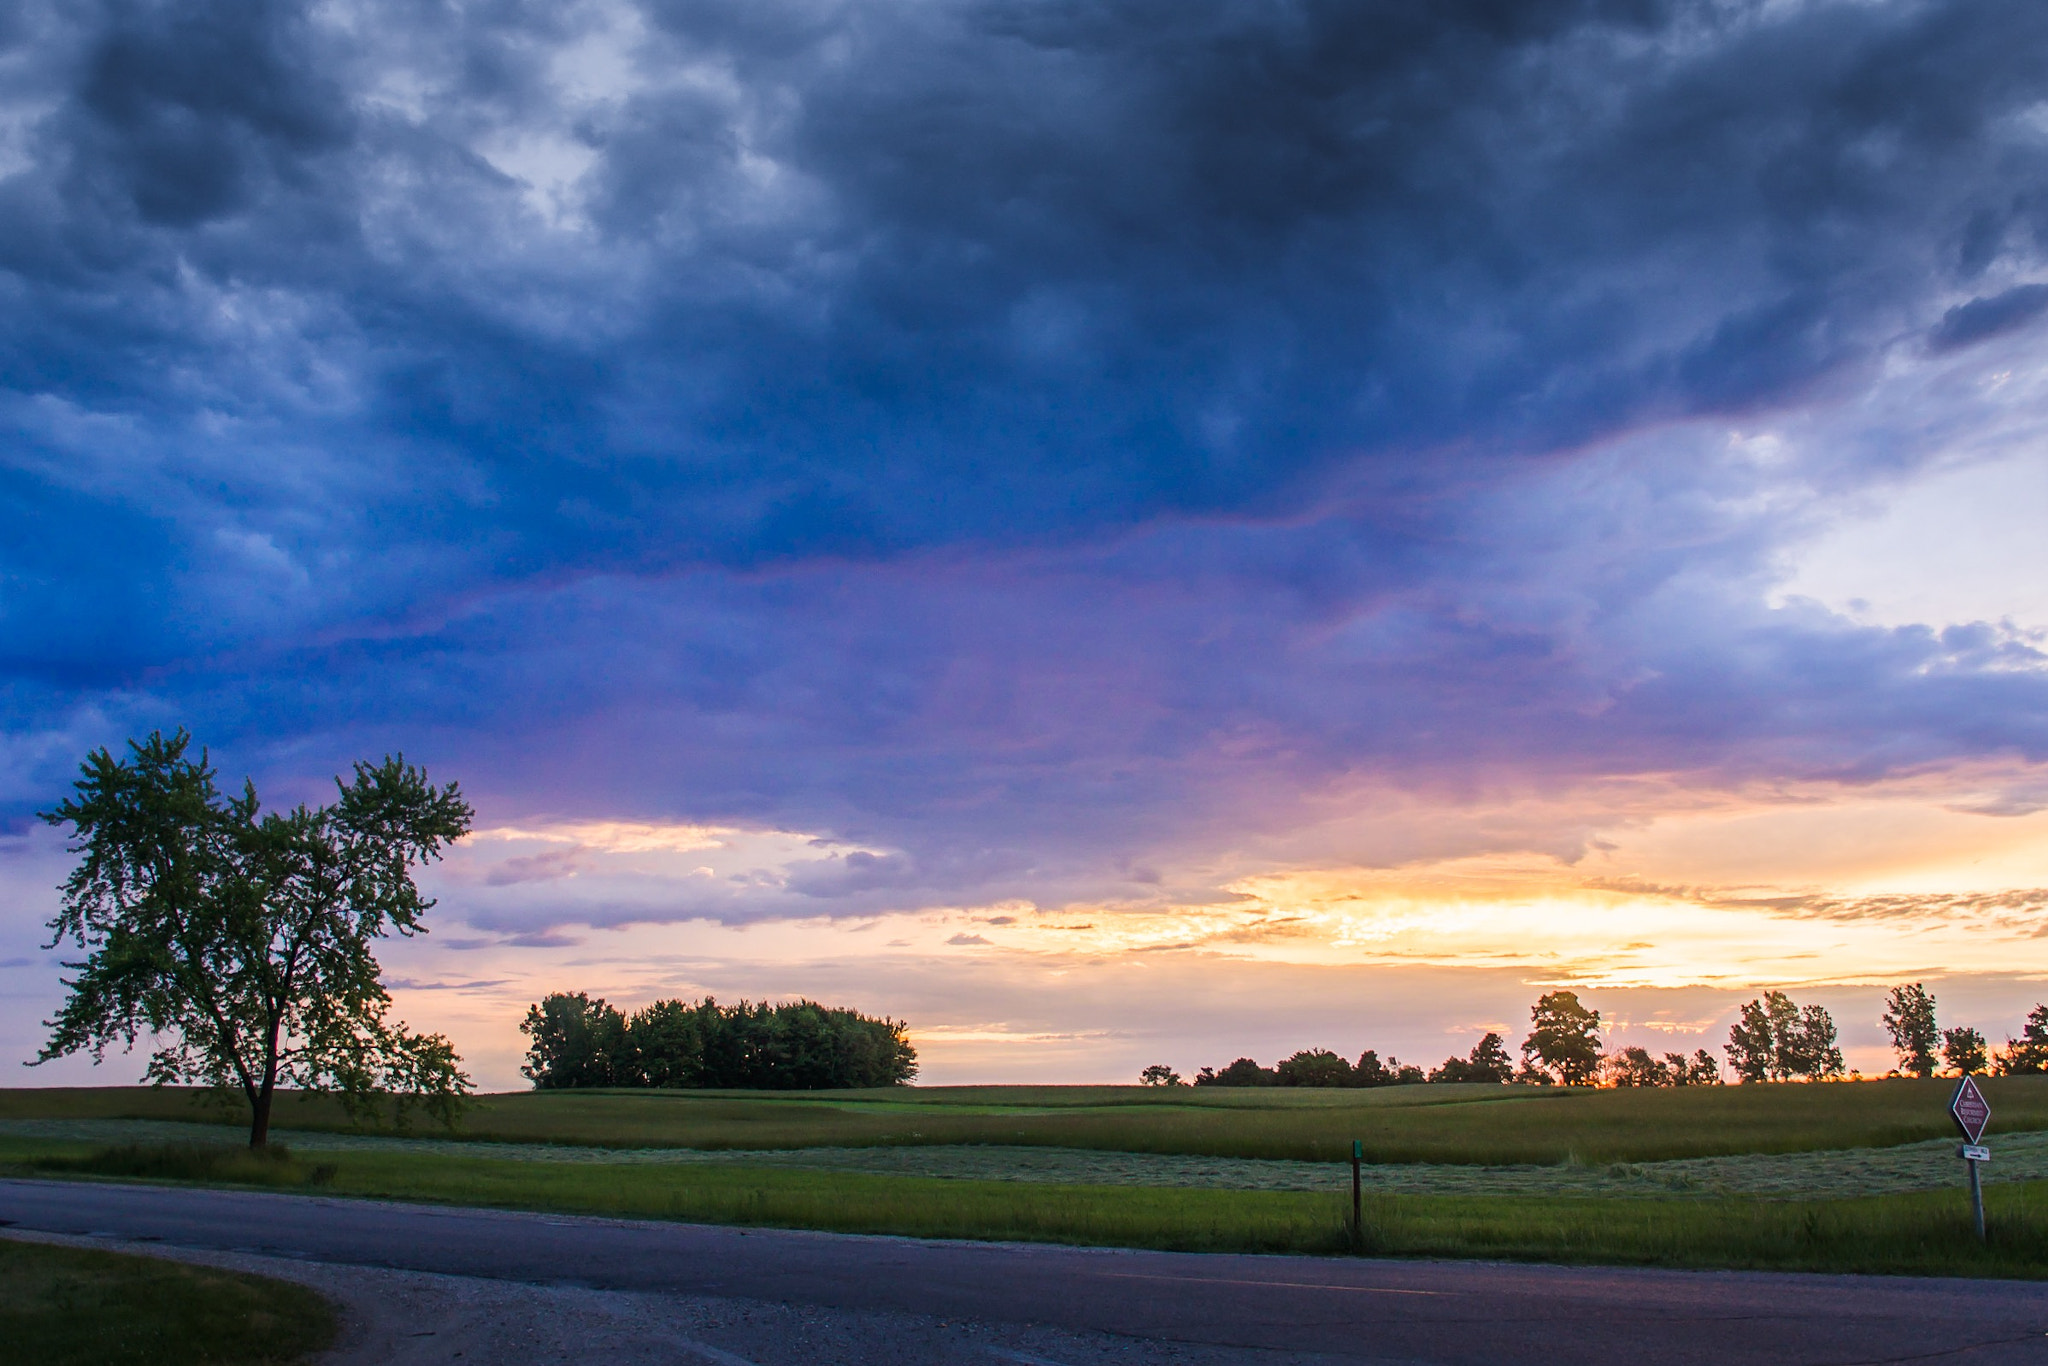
<box><xmin>7</xmin><ymin>1077</ymin><xmax>2046</xmax><ymax>1163</ymax></box>
<box><xmin>0</xmin><ymin>1237</ymin><xmax>337</xmax><ymax>1366</ymax></box>
<box><xmin>32</xmin><ymin>1141</ymin><xmax>339</xmax><ymax>1188</ymax></box>
<box><xmin>1352</xmin><ymin>1183</ymin><xmax>2048</xmax><ymax>1277</ymax></box>
<box><xmin>13</xmin><ymin>1140</ymin><xmax>2048</xmax><ymax>1277</ymax></box>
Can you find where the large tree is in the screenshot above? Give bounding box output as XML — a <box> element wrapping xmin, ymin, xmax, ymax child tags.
<box><xmin>1275</xmin><ymin>1048</ymin><xmax>1354</xmax><ymax>1087</ymax></box>
<box><xmin>36</xmin><ymin>731</ymin><xmax>474</xmax><ymax>1147</ymax></box>
<box><xmin>1881</xmin><ymin>984</ymin><xmax>1940</xmax><ymax>1079</ymax></box>
<box><xmin>1942</xmin><ymin>1026</ymin><xmax>1988</xmax><ymax>1077</ymax></box>
<box><xmin>1522</xmin><ymin>990</ymin><xmax>1603</xmax><ymax>1086</ymax></box>
<box><xmin>1725</xmin><ymin>991</ymin><xmax>1844</xmax><ymax>1082</ymax></box>
<box><xmin>1997</xmin><ymin>1005</ymin><xmax>2048</xmax><ymax>1075</ymax></box>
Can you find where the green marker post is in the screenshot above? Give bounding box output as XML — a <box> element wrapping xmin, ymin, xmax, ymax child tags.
<box><xmin>1351</xmin><ymin>1138</ymin><xmax>1363</xmax><ymax>1249</ymax></box>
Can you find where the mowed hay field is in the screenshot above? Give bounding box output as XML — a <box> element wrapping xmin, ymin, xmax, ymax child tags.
<box><xmin>14</xmin><ymin>1080</ymin><xmax>2048</xmax><ymax>1277</ymax></box>
<box><xmin>7</xmin><ymin>1076</ymin><xmax>2048</xmax><ymax>1164</ymax></box>
<box><xmin>9</xmin><ymin>1137</ymin><xmax>2048</xmax><ymax>1278</ymax></box>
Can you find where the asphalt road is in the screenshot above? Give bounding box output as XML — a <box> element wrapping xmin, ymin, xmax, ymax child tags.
<box><xmin>6</xmin><ymin>1178</ymin><xmax>2048</xmax><ymax>1365</ymax></box>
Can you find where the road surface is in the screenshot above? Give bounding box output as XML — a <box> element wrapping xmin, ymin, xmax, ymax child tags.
<box><xmin>4</xmin><ymin>1178</ymin><xmax>2046</xmax><ymax>1364</ymax></box>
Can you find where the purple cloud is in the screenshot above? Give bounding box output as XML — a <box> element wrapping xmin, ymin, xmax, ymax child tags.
<box><xmin>0</xmin><ymin>0</ymin><xmax>2046</xmax><ymax>939</ymax></box>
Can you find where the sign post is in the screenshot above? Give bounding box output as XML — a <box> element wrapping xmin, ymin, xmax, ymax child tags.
<box><xmin>1351</xmin><ymin>1139</ymin><xmax>1363</xmax><ymax>1250</ymax></box>
<box><xmin>1951</xmin><ymin>1075</ymin><xmax>1992</xmax><ymax>1241</ymax></box>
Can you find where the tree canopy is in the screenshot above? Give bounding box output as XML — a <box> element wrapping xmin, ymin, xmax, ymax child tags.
<box><xmin>1943</xmin><ymin>1026</ymin><xmax>1988</xmax><ymax>1077</ymax></box>
<box><xmin>37</xmin><ymin>731</ymin><xmax>473</xmax><ymax>1146</ymax></box>
<box><xmin>1429</xmin><ymin>1031</ymin><xmax>1516</xmax><ymax>1084</ymax></box>
<box><xmin>1602</xmin><ymin>1046</ymin><xmax>1721</xmax><ymax>1088</ymax></box>
<box><xmin>520</xmin><ymin>992</ymin><xmax>917</xmax><ymax>1089</ymax></box>
<box><xmin>1725</xmin><ymin>991</ymin><xmax>1843</xmax><ymax>1082</ymax></box>
<box><xmin>1882</xmin><ymin>984</ymin><xmax>1940</xmax><ymax>1079</ymax></box>
<box><xmin>1997</xmin><ymin>1005</ymin><xmax>2048</xmax><ymax>1075</ymax></box>
<box><xmin>1522</xmin><ymin>990</ymin><xmax>1603</xmax><ymax>1085</ymax></box>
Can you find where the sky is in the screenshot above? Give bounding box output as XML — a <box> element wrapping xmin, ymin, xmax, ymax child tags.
<box><xmin>6</xmin><ymin>0</ymin><xmax>2048</xmax><ymax>1090</ymax></box>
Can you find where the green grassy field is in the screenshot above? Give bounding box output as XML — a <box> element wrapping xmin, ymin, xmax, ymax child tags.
<box><xmin>9</xmin><ymin>1078</ymin><xmax>2042</xmax><ymax>1278</ymax></box>
<box><xmin>0</xmin><ymin>1237</ymin><xmax>336</xmax><ymax>1366</ymax></box>
<box><xmin>8</xmin><ymin>1138</ymin><xmax>2048</xmax><ymax>1279</ymax></box>
<box><xmin>7</xmin><ymin>1076</ymin><xmax>2042</xmax><ymax>1163</ymax></box>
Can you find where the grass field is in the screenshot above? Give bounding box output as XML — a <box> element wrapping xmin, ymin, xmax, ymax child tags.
<box><xmin>0</xmin><ymin>1237</ymin><xmax>336</xmax><ymax>1366</ymax></box>
<box><xmin>9</xmin><ymin>1078</ymin><xmax>2043</xmax><ymax>1279</ymax></box>
<box><xmin>7</xmin><ymin>1138</ymin><xmax>2047</xmax><ymax>1279</ymax></box>
<box><xmin>6</xmin><ymin>1076</ymin><xmax>2043</xmax><ymax>1163</ymax></box>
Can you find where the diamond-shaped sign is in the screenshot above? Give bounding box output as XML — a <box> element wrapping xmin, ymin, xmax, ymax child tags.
<box><xmin>1951</xmin><ymin>1075</ymin><xmax>1991</xmax><ymax>1144</ymax></box>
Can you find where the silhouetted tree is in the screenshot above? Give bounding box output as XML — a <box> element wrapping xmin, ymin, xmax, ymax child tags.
<box><xmin>521</xmin><ymin>992</ymin><xmax>634</xmax><ymax>1088</ymax></box>
<box><xmin>1726</xmin><ymin>997</ymin><xmax>1777</xmax><ymax>1083</ymax></box>
<box><xmin>1430</xmin><ymin>1032</ymin><xmax>1514</xmax><ymax>1083</ymax></box>
<box><xmin>1996</xmin><ymin>1005</ymin><xmax>2048</xmax><ymax>1075</ymax></box>
<box><xmin>522</xmin><ymin>993</ymin><xmax>915</xmax><ymax>1089</ymax></box>
<box><xmin>1882</xmin><ymin>984</ymin><xmax>1940</xmax><ymax>1079</ymax></box>
<box><xmin>1726</xmin><ymin>991</ymin><xmax>1842</xmax><ymax>1081</ymax></box>
<box><xmin>35</xmin><ymin>732</ymin><xmax>472</xmax><ymax>1148</ymax></box>
<box><xmin>1599</xmin><ymin>1046</ymin><xmax>1721</xmax><ymax>1087</ymax></box>
<box><xmin>1195</xmin><ymin>1057</ymin><xmax>1276</xmax><ymax>1087</ymax></box>
<box><xmin>1469</xmin><ymin>1031</ymin><xmax>1516</xmax><ymax>1082</ymax></box>
<box><xmin>1139</xmin><ymin>1064</ymin><xmax>1183</xmax><ymax>1086</ymax></box>
<box><xmin>1942</xmin><ymin>1026</ymin><xmax>1988</xmax><ymax>1077</ymax></box>
<box><xmin>1603</xmin><ymin>1046</ymin><xmax>1666</xmax><ymax>1087</ymax></box>
<box><xmin>1349</xmin><ymin>1049</ymin><xmax>1423</xmax><ymax>1087</ymax></box>
<box><xmin>1784</xmin><ymin>1002</ymin><xmax>1845</xmax><ymax>1080</ymax></box>
<box><xmin>629</xmin><ymin>998</ymin><xmax>706</xmax><ymax>1088</ymax></box>
<box><xmin>1276</xmin><ymin>1049</ymin><xmax>1354</xmax><ymax>1087</ymax></box>
<box><xmin>1522</xmin><ymin>991</ymin><xmax>1603</xmax><ymax>1086</ymax></box>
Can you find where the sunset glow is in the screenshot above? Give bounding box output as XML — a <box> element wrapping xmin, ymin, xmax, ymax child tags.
<box><xmin>7</xmin><ymin>0</ymin><xmax>2048</xmax><ymax>1092</ymax></box>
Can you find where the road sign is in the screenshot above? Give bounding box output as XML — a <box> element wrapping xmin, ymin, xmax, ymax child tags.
<box><xmin>1960</xmin><ymin>1144</ymin><xmax>1991</xmax><ymax>1161</ymax></box>
<box><xmin>1951</xmin><ymin>1075</ymin><xmax>1991</xmax><ymax>1144</ymax></box>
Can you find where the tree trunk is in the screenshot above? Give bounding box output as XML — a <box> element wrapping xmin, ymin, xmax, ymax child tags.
<box><xmin>250</xmin><ymin>1024</ymin><xmax>282</xmax><ymax>1148</ymax></box>
<box><xmin>250</xmin><ymin>1081</ymin><xmax>273</xmax><ymax>1148</ymax></box>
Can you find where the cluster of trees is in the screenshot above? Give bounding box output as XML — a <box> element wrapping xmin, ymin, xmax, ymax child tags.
<box><xmin>1182</xmin><ymin>1051</ymin><xmax>1418</xmax><ymax>1088</ymax></box>
<box><xmin>1162</xmin><ymin>992</ymin><xmax>1695</xmax><ymax>1089</ymax></box>
<box><xmin>520</xmin><ymin>992</ymin><xmax>917</xmax><ymax>1090</ymax></box>
<box><xmin>1497</xmin><ymin>991</ymin><xmax>1724</xmax><ymax>1087</ymax></box>
<box><xmin>1603</xmin><ymin>1047</ymin><xmax>1722</xmax><ymax>1087</ymax></box>
<box><xmin>1882</xmin><ymin>984</ymin><xmax>2048</xmax><ymax>1077</ymax></box>
<box><xmin>2002</xmin><ymin>1007</ymin><xmax>2048</xmax><ymax>1074</ymax></box>
<box><xmin>1174</xmin><ymin>1033</ymin><xmax>1519</xmax><ymax>1089</ymax></box>
<box><xmin>1725</xmin><ymin>990</ymin><xmax>1844</xmax><ymax>1082</ymax></box>
<box><xmin>1154</xmin><ymin>986</ymin><xmax>2048</xmax><ymax>1092</ymax></box>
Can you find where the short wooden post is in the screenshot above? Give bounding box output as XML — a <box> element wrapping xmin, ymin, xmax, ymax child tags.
<box><xmin>1351</xmin><ymin>1138</ymin><xmax>1363</xmax><ymax>1250</ymax></box>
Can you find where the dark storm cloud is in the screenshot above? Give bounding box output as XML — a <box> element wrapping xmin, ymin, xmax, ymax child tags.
<box><xmin>1928</xmin><ymin>283</ymin><xmax>2048</xmax><ymax>353</ymax></box>
<box><xmin>5</xmin><ymin>0</ymin><xmax>2048</xmax><ymax>917</ymax></box>
<box><xmin>10</xmin><ymin>0</ymin><xmax>2047</xmax><ymax>572</ymax></box>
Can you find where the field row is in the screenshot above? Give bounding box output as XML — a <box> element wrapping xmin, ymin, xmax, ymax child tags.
<box><xmin>7</xmin><ymin>1138</ymin><xmax>2046</xmax><ymax>1279</ymax></box>
<box><xmin>8</xmin><ymin>1077</ymin><xmax>2044</xmax><ymax>1164</ymax></box>
<box><xmin>8</xmin><ymin>1116</ymin><xmax>2047</xmax><ymax>1199</ymax></box>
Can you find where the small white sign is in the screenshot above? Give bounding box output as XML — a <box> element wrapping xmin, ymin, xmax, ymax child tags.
<box><xmin>1960</xmin><ymin>1144</ymin><xmax>1991</xmax><ymax>1162</ymax></box>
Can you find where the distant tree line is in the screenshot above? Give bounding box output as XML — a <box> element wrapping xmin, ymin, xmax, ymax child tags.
<box><xmin>1160</xmin><ymin>991</ymin><xmax>1701</xmax><ymax>1089</ymax></box>
<box><xmin>521</xmin><ymin>992</ymin><xmax>916</xmax><ymax>1090</ymax></box>
<box><xmin>1148</xmin><ymin>983</ymin><xmax>2048</xmax><ymax>1092</ymax></box>
<box><xmin>1882</xmin><ymin>984</ymin><xmax>2047</xmax><ymax>1077</ymax></box>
